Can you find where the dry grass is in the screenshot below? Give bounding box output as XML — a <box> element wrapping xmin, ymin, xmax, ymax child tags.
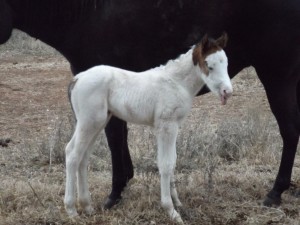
<box><xmin>0</xmin><ymin>30</ymin><xmax>58</xmax><ymax>55</ymax></box>
<box><xmin>1</xmin><ymin>31</ymin><xmax>300</xmax><ymax>225</ymax></box>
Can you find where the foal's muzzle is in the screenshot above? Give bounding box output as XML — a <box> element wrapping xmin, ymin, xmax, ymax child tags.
<box><xmin>220</xmin><ymin>85</ymin><xmax>233</xmax><ymax>105</ymax></box>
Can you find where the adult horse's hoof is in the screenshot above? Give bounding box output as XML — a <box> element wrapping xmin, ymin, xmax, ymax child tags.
<box><xmin>103</xmin><ymin>197</ymin><xmax>121</xmax><ymax>210</ymax></box>
<box><xmin>263</xmin><ymin>195</ymin><xmax>281</xmax><ymax>207</ymax></box>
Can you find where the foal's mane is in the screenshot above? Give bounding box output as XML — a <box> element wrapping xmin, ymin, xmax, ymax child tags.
<box><xmin>153</xmin><ymin>48</ymin><xmax>194</xmax><ymax>73</ymax></box>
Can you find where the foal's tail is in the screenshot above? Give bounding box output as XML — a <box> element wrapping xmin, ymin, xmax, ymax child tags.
<box><xmin>68</xmin><ymin>78</ymin><xmax>78</xmax><ymax>122</ymax></box>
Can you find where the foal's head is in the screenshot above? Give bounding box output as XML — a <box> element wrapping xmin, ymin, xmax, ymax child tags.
<box><xmin>193</xmin><ymin>33</ymin><xmax>232</xmax><ymax>104</ymax></box>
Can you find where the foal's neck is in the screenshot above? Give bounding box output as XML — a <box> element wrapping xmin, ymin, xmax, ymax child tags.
<box><xmin>159</xmin><ymin>49</ymin><xmax>205</xmax><ymax>96</ymax></box>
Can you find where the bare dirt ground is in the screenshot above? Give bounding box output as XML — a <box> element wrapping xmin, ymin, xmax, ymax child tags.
<box><xmin>1</xmin><ymin>49</ymin><xmax>300</xmax><ymax>225</ymax></box>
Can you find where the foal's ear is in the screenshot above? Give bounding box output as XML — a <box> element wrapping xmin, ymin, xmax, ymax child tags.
<box><xmin>215</xmin><ymin>32</ymin><xmax>228</xmax><ymax>48</ymax></box>
<box><xmin>192</xmin><ymin>34</ymin><xmax>209</xmax><ymax>65</ymax></box>
<box><xmin>201</xmin><ymin>33</ymin><xmax>209</xmax><ymax>46</ymax></box>
<box><xmin>192</xmin><ymin>34</ymin><xmax>210</xmax><ymax>75</ymax></box>
<box><xmin>200</xmin><ymin>34</ymin><xmax>211</xmax><ymax>54</ymax></box>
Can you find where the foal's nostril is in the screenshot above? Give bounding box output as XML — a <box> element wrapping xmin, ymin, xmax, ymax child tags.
<box><xmin>222</xmin><ymin>87</ymin><xmax>232</xmax><ymax>97</ymax></box>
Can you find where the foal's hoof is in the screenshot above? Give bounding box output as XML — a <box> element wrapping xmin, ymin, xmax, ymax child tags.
<box><xmin>84</xmin><ymin>206</ymin><xmax>95</xmax><ymax>216</ymax></box>
<box><xmin>170</xmin><ymin>210</ymin><xmax>184</xmax><ymax>224</ymax></box>
<box><xmin>263</xmin><ymin>195</ymin><xmax>281</xmax><ymax>207</ymax></box>
<box><xmin>103</xmin><ymin>197</ymin><xmax>121</xmax><ymax>210</ymax></box>
<box><xmin>175</xmin><ymin>216</ymin><xmax>184</xmax><ymax>224</ymax></box>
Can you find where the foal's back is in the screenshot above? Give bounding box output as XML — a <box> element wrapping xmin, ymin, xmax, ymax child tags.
<box><xmin>72</xmin><ymin>64</ymin><xmax>192</xmax><ymax>126</ymax></box>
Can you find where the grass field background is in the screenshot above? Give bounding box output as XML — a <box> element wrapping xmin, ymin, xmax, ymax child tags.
<box><xmin>0</xmin><ymin>30</ymin><xmax>300</xmax><ymax>225</ymax></box>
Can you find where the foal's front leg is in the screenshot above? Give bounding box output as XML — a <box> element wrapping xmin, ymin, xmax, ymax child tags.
<box><xmin>156</xmin><ymin>122</ymin><xmax>183</xmax><ymax>223</ymax></box>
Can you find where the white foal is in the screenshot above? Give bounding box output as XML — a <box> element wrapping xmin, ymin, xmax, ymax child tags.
<box><xmin>64</xmin><ymin>33</ymin><xmax>232</xmax><ymax>223</ymax></box>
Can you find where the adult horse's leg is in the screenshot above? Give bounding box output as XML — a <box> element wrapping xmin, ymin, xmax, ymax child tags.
<box><xmin>104</xmin><ymin>116</ymin><xmax>134</xmax><ymax>209</ymax></box>
<box><xmin>295</xmin><ymin>81</ymin><xmax>300</xmax><ymax>197</ymax></box>
<box><xmin>257</xmin><ymin>68</ymin><xmax>300</xmax><ymax>206</ymax></box>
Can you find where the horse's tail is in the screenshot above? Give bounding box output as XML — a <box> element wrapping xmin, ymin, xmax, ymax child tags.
<box><xmin>68</xmin><ymin>78</ymin><xmax>78</xmax><ymax>122</ymax></box>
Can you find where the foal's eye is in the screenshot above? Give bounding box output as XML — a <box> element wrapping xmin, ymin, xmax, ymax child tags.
<box><xmin>204</xmin><ymin>61</ymin><xmax>213</xmax><ymax>71</ymax></box>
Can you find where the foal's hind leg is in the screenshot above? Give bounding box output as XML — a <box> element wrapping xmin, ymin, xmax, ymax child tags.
<box><xmin>171</xmin><ymin>172</ymin><xmax>182</xmax><ymax>207</ymax></box>
<box><xmin>77</xmin><ymin>133</ymin><xmax>101</xmax><ymax>215</ymax></box>
<box><xmin>156</xmin><ymin>122</ymin><xmax>183</xmax><ymax>223</ymax></box>
<box><xmin>77</xmin><ymin>113</ymin><xmax>112</xmax><ymax>214</ymax></box>
<box><xmin>64</xmin><ymin>134</ymin><xmax>78</xmax><ymax>217</ymax></box>
<box><xmin>64</xmin><ymin>125</ymin><xmax>99</xmax><ymax>217</ymax></box>
<box><xmin>64</xmin><ymin>111</ymin><xmax>109</xmax><ymax>216</ymax></box>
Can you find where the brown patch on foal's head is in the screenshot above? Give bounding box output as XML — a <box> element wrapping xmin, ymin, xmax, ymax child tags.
<box><xmin>192</xmin><ymin>32</ymin><xmax>228</xmax><ymax>75</ymax></box>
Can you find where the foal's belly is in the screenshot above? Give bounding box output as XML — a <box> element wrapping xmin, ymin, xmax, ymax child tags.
<box><xmin>108</xmin><ymin>94</ymin><xmax>156</xmax><ymax>126</ymax></box>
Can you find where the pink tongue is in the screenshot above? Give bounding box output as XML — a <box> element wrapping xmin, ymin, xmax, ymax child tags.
<box><xmin>221</xmin><ymin>95</ymin><xmax>227</xmax><ymax>105</ymax></box>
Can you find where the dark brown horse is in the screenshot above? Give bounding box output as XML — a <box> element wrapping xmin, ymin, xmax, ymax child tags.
<box><xmin>1</xmin><ymin>0</ymin><xmax>300</xmax><ymax>209</ymax></box>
